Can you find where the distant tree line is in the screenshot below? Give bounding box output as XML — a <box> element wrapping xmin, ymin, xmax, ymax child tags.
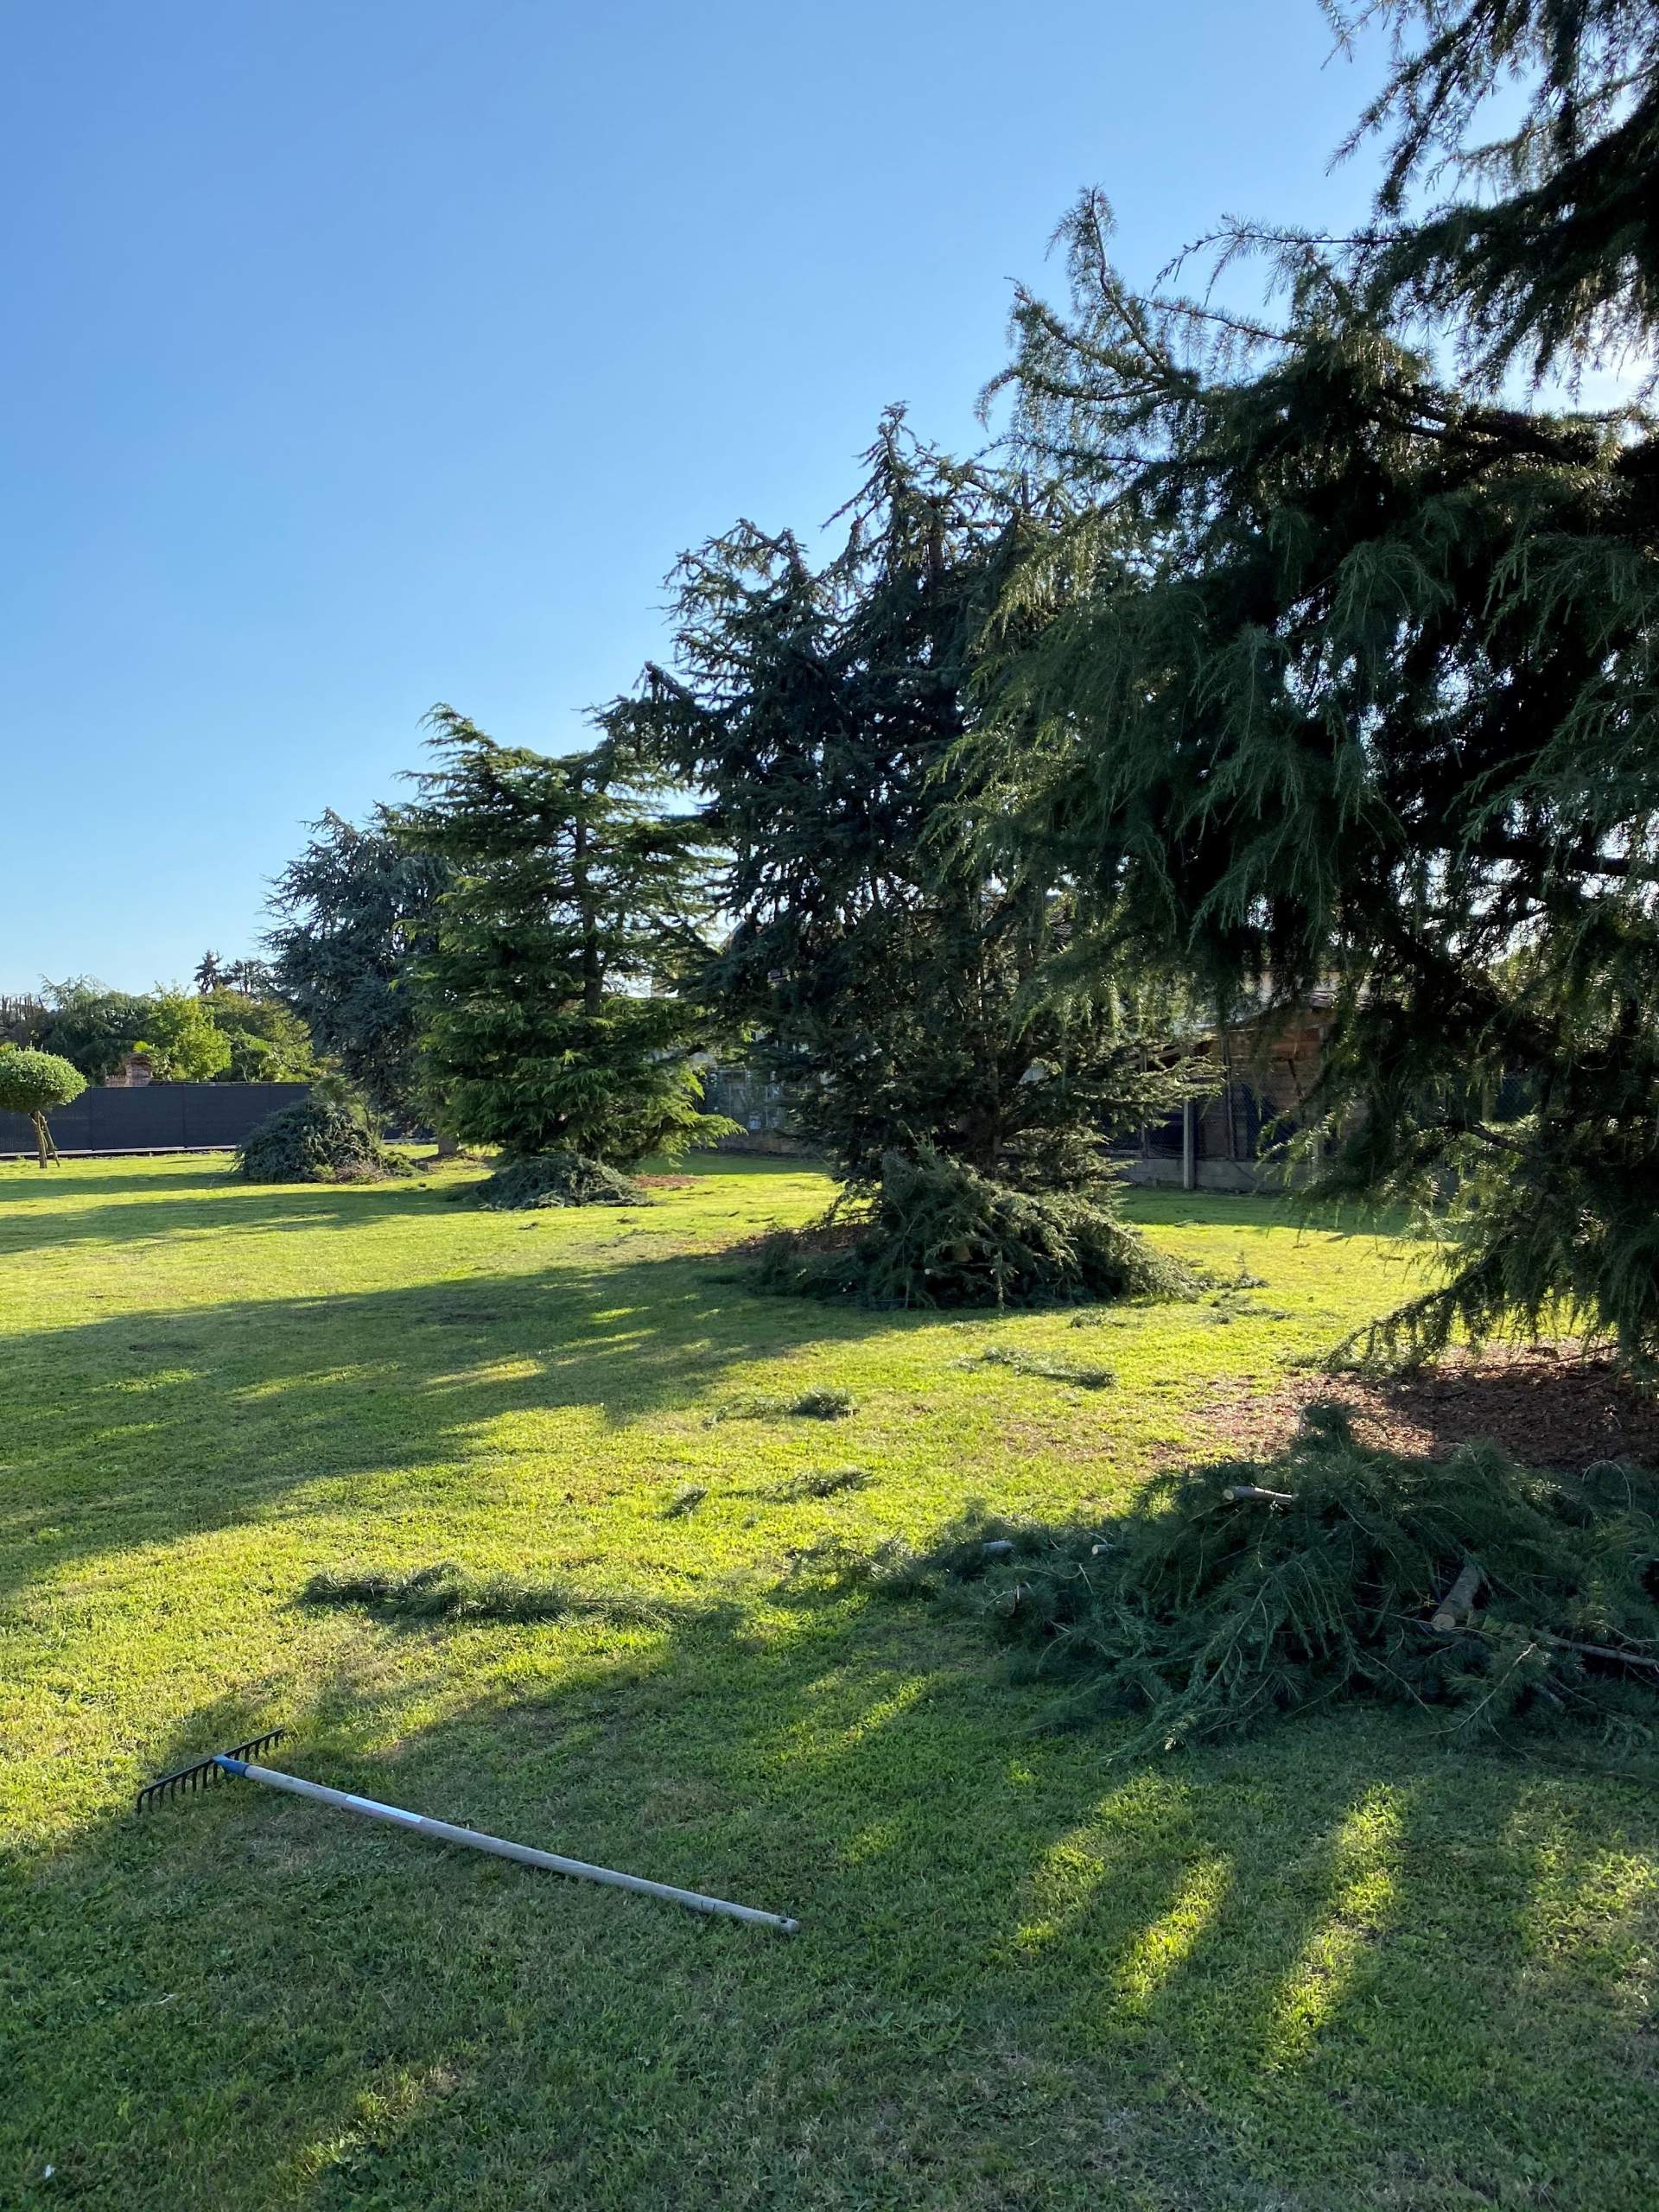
<box><xmin>2</xmin><ymin>976</ymin><xmax>317</xmax><ymax>1086</ymax></box>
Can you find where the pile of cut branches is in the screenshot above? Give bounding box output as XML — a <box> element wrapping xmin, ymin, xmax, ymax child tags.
<box><xmin>884</xmin><ymin>1408</ymin><xmax>1659</xmax><ymax>1753</ymax></box>
<box><xmin>235</xmin><ymin>1086</ymin><xmax>412</xmax><ymax>1184</ymax></box>
<box><xmin>459</xmin><ymin>1152</ymin><xmax>643</xmax><ymax>1210</ymax></box>
<box><xmin>752</xmin><ymin>1144</ymin><xmax>1193</xmax><ymax>1309</ymax></box>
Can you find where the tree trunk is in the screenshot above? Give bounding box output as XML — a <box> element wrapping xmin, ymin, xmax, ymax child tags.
<box><xmin>31</xmin><ymin>1111</ymin><xmax>49</xmax><ymax>1170</ymax></box>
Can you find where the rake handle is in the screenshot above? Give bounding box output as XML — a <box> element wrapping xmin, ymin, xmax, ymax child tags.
<box><xmin>222</xmin><ymin>1759</ymin><xmax>800</xmax><ymax>1935</ymax></box>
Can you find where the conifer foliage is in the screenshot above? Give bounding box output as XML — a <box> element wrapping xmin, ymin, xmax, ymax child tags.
<box><xmin>977</xmin><ymin>0</ymin><xmax>1659</xmax><ymax>1368</ymax></box>
<box><xmin>887</xmin><ymin>1407</ymin><xmax>1659</xmax><ymax>1755</ymax></box>
<box><xmin>400</xmin><ymin>709</ymin><xmax>731</xmax><ymax>1173</ymax></box>
<box><xmin>609</xmin><ymin>417</ymin><xmax>1190</xmax><ymax>1194</ymax></box>
<box><xmin>267</xmin><ymin>809</ymin><xmax>448</xmax><ymax>1124</ymax></box>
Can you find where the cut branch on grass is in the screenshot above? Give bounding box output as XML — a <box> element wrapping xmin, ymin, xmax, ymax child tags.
<box><xmin>301</xmin><ymin>1563</ymin><xmax>680</xmax><ymax>1630</ymax></box>
<box><xmin>868</xmin><ymin>1406</ymin><xmax>1659</xmax><ymax>1755</ymax></box>
<box><xmin>768</xmin><ymin>1465</ymin><xmax>874</xmax><ymax>1502</ymax></box>
<box><xmin>958</xmin><ymin>1344</ymin><xmax>1116</xmax><ymax>1390</ymax></box>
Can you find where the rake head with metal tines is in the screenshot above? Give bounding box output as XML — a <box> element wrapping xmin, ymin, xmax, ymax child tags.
<box><xmin>135</xmin><ymin>1729</ymin><xmax>287</xmax><ymax>1814</ymax></box>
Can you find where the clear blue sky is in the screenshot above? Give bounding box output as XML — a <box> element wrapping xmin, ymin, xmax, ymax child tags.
<box><xmin>2</xmin><ymin>1</ymin><xmax>1393</xmax><ymax>994</ymax></box>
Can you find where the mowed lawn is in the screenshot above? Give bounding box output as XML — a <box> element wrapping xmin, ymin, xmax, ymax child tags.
<box><xmin>2</xmin><ymin>1156</ymin><xmax>1655</xmax><ymax>2210</ymax></box>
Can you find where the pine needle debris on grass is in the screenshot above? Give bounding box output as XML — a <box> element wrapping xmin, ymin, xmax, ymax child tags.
<box><xmin>302</xmin><ymin>1563</ymin><xmax>676</xmax><ymax>1629</ymax></box>
<box><xmin>709</xmin><ymin>1387</ymin><xmax>856</xmax><ymax>1423</ymax></box>
<box><xmin>769</xmin><ymin>1465</ymin><xmax>874</xmax><ymax>1501</ymax></box>
<box><xmin>456</xmin><ymin>1153</ymin><xmax>644</xmax><ymax>1211</ymax></box>
<box><xmin>958</xmin><ymin>1345</ymin><xmax>1116</xmax><ymax>1389</ymax></box>
<box><xmin>234</xmin><ymin>1096</ymin><xmax>414</xmax><ymax>1185</ymax></box>
<box><xmin>856</xmin><ymin>1407</ymin><xmax>1659</xmax><ymax>1756</ymax></box>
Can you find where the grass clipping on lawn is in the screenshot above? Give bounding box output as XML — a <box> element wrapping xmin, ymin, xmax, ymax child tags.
<box><xmin>751</xmin><ymin>1144</ymin><xmax>1194</xmax><ymax>1309</ymax></box>
<box><xmin>870</xmin><ymin>1406</ymin><xmax>1659</xmax><ymax>1754</ymax></box>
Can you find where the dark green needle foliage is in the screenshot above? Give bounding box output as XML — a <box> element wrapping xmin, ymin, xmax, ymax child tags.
<box><xmin>267</xmin><ymin>809</ymin><xmax>449</xmax><ymax>1123</ymax></box>
<box><xmin>461</xmin><ymin>1152</ymin><xmax>642</xmax><ymax>1210</ymax></box>
<box><xmin>234</xmin><ymin>1075</ymin><xmax>412</xmax><ymax>1184</ymax></box>
<box><xmin>976</xmin><ymin>0</ymin><xmax>1659</xmax><ymax>1368</ymax></box>
<box><xmin>607</xmin><ymin>416</ymin><xmax>1194</xmax><ymax>1302</ymax></box>
<box><xmin>890</xmin><ymin>1407</ymin><xmax>1659</xmax><ymax>1756</ymax></box>
<box><xmin>1332</xmin><ymin>0</ymin><xmax>1659</xmax><ymax>390</ymax></box>
<box><xmin>751</xmin><ymin>1141</ymin><xmax>1192</xmax><ymax>1309</ymax></box>
<box><xmin>400</xmin><ymin>709</ymin><xmax>733</xmax><ymax>1179</ymax></box>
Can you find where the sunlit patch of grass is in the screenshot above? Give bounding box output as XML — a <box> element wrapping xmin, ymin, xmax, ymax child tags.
<box><xmin>1262</xmin><ymin>1783</ymin><xmax>1408</xmax><ymax>2069</ymax></box>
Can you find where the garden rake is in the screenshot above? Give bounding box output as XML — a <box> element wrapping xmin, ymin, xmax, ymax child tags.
<box><xmin>137</xmin><ymin>1728</ymin><xmax>799</xmax><ymax>1935</ymax></box>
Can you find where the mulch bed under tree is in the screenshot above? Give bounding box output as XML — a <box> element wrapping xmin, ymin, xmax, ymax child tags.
<box><xmin>1187</xmin><ymin>1347</ymin><xmax>1659</xmax><ymax>1475</ymax></box>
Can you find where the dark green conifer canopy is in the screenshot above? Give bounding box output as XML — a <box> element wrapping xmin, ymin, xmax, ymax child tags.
<box><xmin>399</xmin><ymin>709</ymin><xmax>729</xmax><ymax>1166</ymax></box>
<box><xmin>974</xmin><ymin>0</ymin><xmax>1659</xmax><ymax>1365</ymax></box>
<box><xmin>606</xmin><ymin>415</ymin><xmax>1192</xmax><ymax>1192</ymax></box>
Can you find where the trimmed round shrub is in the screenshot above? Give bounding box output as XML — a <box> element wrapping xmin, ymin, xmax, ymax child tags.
<box><xmin>0</xmin><ymin>1046</ymin><xmax>86</xmax><ymax>1167</ymax></box>
<box><xmin>235</xmin><ymin>1094</ymin><xmax>412</xmax><ymax>1183</ymax></box>
<box><xmin>461</xmin><ymin>1151</ymin><xmax>644</xmax><ymax>1210</ymax></box>
<box><xmin>752</xmin><ymin>1143</ymin><xmax>1193</xmax><ymax>1308</ymax></box>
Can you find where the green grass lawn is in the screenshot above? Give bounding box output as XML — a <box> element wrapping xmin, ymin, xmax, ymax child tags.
<box><xmin>3</xmin><ymin>1154</ymin><xmax>1655</xmax><ymax>2209</ymax></box>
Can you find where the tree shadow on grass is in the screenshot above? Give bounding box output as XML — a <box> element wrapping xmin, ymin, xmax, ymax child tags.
<box><xmin>0</xmin><ymin>1151</ymin><xmax>823</xmax><ymax>1259</ymax></box>
<box><xmin>0</xmin><ymin>1248</ymin><xmax>924</xmax><ymax>1608</ymax></box>
<box><xmin>0</xmin><ymin>1162</ymin><xmax>491</xmax><ymax>1256</ymax></box>
<box><xmin>7</xmin><ymin>1577</ymin><xmax>1658</xmax><ymax>2210</ymax></box>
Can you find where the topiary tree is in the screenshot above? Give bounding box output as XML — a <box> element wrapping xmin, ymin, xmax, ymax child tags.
<box><xmin>0</xmin><ymin>1047</ymin><xmax>86</xmax><ymax>1169</ymax></box>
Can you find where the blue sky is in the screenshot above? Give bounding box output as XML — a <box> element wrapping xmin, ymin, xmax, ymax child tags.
<box><xmin>2</xmin><ymin>1</ymin><xmax>1395</xmax><ymax>993</ymax></box>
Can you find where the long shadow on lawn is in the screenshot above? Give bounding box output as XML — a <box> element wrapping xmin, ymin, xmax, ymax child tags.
<box><xmin>8</xmin><ymin>1586</ymin><xmax>1658</xmax><ymax>2209</ymax></box>
<box><xmin>0</xmin><ymin>1154</ymin><xmax>814</xmax><ymax>1258</ymax></box>
<box><xmin>0</xmin><ymin>1162</ymin><xmax>479</xmax><ymax>1255</ymax></box>
<box><xmin>0</xmin><ymin>1249</ymin><xmax>915</xmax><ymax>1607</ymax></box>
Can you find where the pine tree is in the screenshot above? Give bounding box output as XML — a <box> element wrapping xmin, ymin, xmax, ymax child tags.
<box><xmin>607</xmin><ymin>415</ymin><xmax>1192</xmax><ymax>1194</ymax></box>
<box><xmin>1332</xmin><ymin>0</ymin><xmax>1659</xmax><ymax>388</ymax></box>
<box><xmin>399</xmin><ymin>709</ymin><xmax>729</xmax><ymax>1166</ymax></box>
<box><xmin>267</xmin><ymin>809</ymin><xmax>448</xmax><ymax>1123</ymax></box>
<box><xmin>976</xmin><ymin>2</ymin><xmax>1659</xmax><ymax>1366</ymax></box>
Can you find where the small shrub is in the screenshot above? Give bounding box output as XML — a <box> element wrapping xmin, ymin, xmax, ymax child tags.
<box><xmin>751</xmin><ymin>1143</ymin><xmax>1194</xmax><ymax>1310</ymax></box>
<box><xmin>235</xmin><ymin>1087</ymin><xmax>412</xmax><ymax>1184</ymax></box>
<box><xmin>460</xmin><ymin>1152</ymin><xmax>644</xmax><ymax>1211</ymax></box>
<box><xmin>883</xmin><ymin>1408</ymin><xmax>1659</xmax><ymax>1754</ymax></box>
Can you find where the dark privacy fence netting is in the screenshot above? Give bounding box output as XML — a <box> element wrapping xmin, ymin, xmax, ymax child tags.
<box><xmin>0</xmin><ymin>1083</ymin><xmax>311</xmax><ymax>1158</ymax></box>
